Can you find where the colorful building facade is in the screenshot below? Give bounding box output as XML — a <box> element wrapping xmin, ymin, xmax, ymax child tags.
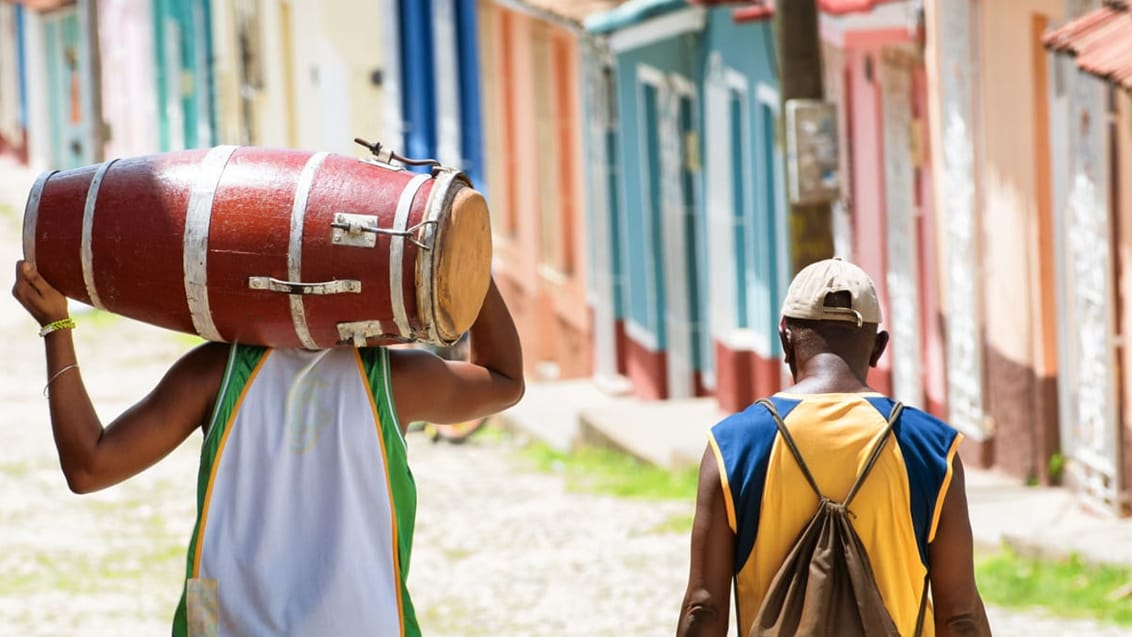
<box><xmin>585</xmin><ymin>1</ymin><xmax>786</xmax><ymax>409</ymax></box>
<box><xmin>926</xmin><ymin>0</ymin><xmax>1132</xmax><ymax>511</ymax></box>
<box><xmin>478</xmin><ymin>0</ymin><xmax>602</xmax><ymax>381</ymax></box>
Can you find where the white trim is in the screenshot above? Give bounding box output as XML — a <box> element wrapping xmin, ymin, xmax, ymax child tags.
<box><xmin>22</xmin><ymin>170</ymin><xmax>57</xmax><ymax>264</ymax></box>
<box><xmin>636</xmin><ymin>63</ymin><xmax>665</xmax><ymax>87</ymax></box>
<box><xmin>492</xmin><ymin>0</ymin><xmax>584</xmax><ymax>34</ymax></box>
<box><xmin>288</xmin><ymin>152</ymin><xmax>329</xmax><ymax>350</ymax></box>
<box><xmin>609</xmin><ymin>7</ymin><xmax>706</xmax><ymax>53</ymax></box>
<box><xmin>81</xmin><ymin>159</ymin><xmax>118</xmax><ymax>310</ymax></box>
<box><xmin>756</xmin><ymin>83</ymin><xmax>779</xmax><ymax>110</ymax></box>
<box><xmin>755</xmin><ymin>82</ymin><xmax>790</xmax><ymax>324</ymax></box>
<box><xmin>389</xmin><ymin>173</ymin><xmax>431</xmax><ymax>339</ymax></box>
<box><xmin>662</xmin><ymin>72</ymin><xmax>697</xmax><ymax>399</ymax></box>
<box><xmin>625</xmin><ymin>319</ymin><xmax>659</xmax><ymax>351</ymax></box>
<box><xmin>183</xmin><ymin>145</ymin><xmax>238</xmax><ymax>342</ymax></box>
<box><xmin>432</xmin><ymin>0</ymin><xmax>463</xmax><ymax>168</ymax></box>
<box><xmin>670</xmin><ymin>73</ymin><xmax>696</xmax><ymax>99</ymax></box>
<box><xmin>636</xmin><ymin>63</ymin><xmax>665</xmax><ymax>337</ymax></box>
<box><xmin>716</xmin><ymin>328</ymin><xmax>769</xmax><ymax>353</ymax></box>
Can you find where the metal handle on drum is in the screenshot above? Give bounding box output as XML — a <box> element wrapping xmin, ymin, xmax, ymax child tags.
<box><xmin>248</xmin><ymin>276</ymin><xmax>362</xmax><ymax>295</ymax></box>
<box><xmin>330</xmin><ymin>213</ymin><xmax>439</xmax><ymax>250</ymax></box>
<box><xmin>354</xmin><ymin>137</ymin><xmax>441</xmax><ymax>170</ymax></box>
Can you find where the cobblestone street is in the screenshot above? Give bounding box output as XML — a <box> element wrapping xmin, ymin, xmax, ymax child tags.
<box><xmin>0</xmin><ymin>311</ymin><xmax>1127</xmax><ymax>636</ymax></box>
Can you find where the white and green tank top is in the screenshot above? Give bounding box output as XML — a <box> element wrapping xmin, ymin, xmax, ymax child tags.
<box><xmin>171</xmin><ymin>345</ymin><xmax>419</xmax><ymax>637</ymax></box>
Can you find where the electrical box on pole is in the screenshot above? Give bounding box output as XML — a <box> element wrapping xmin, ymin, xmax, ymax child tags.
<box><xmin>785</xmin><ymin>99</ymin><xmax>840</xmax><ymax>206</ymax></box>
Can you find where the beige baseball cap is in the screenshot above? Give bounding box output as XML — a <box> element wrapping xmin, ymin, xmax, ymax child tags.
<box><xmin>781</xmin><ymin>258</ymin><xmax>882</xmax><ymax>327</ymax></box>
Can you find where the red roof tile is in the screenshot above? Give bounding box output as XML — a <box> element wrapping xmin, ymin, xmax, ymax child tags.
<box><xmin>722</xmin><ymin>0</ymin><xmax>904</xmax><ymax>22</ymax></box>
<box><xmin>1044</xmin><ymin>1</ymin><xmax>1132</xmax><ymax>91</ymax></box>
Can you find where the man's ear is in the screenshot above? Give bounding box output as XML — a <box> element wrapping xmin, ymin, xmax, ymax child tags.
<box><xmin>779</xmin><ymin>322</ymin><xmax>793</xmax><ymax>366</ymax></box>
<box><xmin>869</xmin><ymin>330</ymin><xmax>890</xmax><ymax>368</ymax></box>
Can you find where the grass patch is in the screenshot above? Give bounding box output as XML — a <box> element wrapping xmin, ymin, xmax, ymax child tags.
<box><xmin>647</xmin><ymin>512</ymin><xmax>696</xmax><ymax>535</ymax></box>
<box><xmin>522</xmin><ymin>442</ymin><xmax>698</xmax><ymax>501</ymax></box>
<box><xmin>976</xmin><ymin>549</ymin><xmax>1132</xmax><ymax>625</ymax></box>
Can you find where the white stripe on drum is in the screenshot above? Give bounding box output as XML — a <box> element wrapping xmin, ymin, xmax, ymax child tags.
<box><xmin>81</xmin><ymin>159</ymin><xmax>118</xmax><ymax>310</ymax></box>
<box><xmin>390</xmin><ymin>173</ymin><xmax>431</xmax><ymax>340</ymax></box>
<box><xmin>288</xmin><ymin>152</ymin><xmax>329</xmax><ymax>350</ymax></box>
<box><xmin>22</xmin><ymin>170</ymin><xmax>58</xmax><ymax>265</ymax></box>
<box><xmin>184</xmin><ymin>145</ymin><xmax>239</xmax><ymax>342</ymax></box>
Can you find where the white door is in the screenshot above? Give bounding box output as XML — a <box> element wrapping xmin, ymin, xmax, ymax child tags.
<box><xmin>881</xmin><ymin>51</ymin><xmax>924</xmax><ymax>408</ymax></box>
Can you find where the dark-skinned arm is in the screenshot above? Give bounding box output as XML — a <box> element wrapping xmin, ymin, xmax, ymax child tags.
<box><xmin>389</xmin><ymin>278</ymin><xmax>524</xmax><ymax>427</ymax></box>
<box><xmin>12</xmin><ymin>261</ymin><xmax>228</xmax><ymax>494</ymax></box>
<box><xmin>677</xmin><ymin>445</ymin><xmax>735</xmax><ymax>637</ymax></box>
<box><xmin>928</xmin><ymin>454</ymin><xmax>993</xmax><ymax>636</ymax></box>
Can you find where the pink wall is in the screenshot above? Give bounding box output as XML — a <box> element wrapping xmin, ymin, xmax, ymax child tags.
<box><xmin>836</xmin><ymin>32</ymin><xmax>945</xmax><ymax>413</ymax></box>
<box><xmin>481</xmin><ymin>7</ymin><xmax>592</xmax><ymax>380</ymax></box>
<box><xmin>843</xmin><ymin>44</ymin><xmax>892</xmax><ymax>394</ymax></box>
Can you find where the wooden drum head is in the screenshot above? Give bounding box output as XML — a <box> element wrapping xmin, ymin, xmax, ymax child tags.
<box><xmin>426</xmin><ymin>185</ymin><xmax>492</xmax><ymax>344</ymax></box>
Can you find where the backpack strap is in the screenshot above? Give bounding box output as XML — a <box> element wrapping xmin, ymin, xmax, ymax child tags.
<box><xmin>756</xmin><ymin>398</ymin><xmax>825</xmax><ymax>499</ymax></box>
<box><xmin>842</xmin><ymin>401</ymin><xmax>904</xmax><ymax>508</ymax></box>
<box><xmin>913</xmin><ymin>572</ymin><xmax>929</xmax><ymax>636</ymax></box>
<box><xmin>756</xmin><ymin>398</ymin><xmax>904</xmax><ymax>508</ymax></box>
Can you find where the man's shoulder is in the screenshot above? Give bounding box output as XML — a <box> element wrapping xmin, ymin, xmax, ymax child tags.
<box><xmin>710</xmin><ymin>397</ymin><xmax>794</xmax><ymax>451</ymax></box>
<box><xmin>895</xmin><ymin>403</ymin><xmax>960</xmax><ymax>437</ymax></box>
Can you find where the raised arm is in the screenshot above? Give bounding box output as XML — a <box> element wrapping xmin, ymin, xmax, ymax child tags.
<box><xmin>12</xmin><ymin>261</ymin><xmax>228</xmax><ymax>493</ymax></box>
<box><xmin>677</xmin><ymin>445</ymin><xmax>735</xmax><ymax>637</ymax></box>
<box><xmin>928</xmin><ymin>454</ymin><xmax>993</xmax><ymax>636</ymax></box>
<box><xmin>389</xmin><ymin>278</ymin><xmax>524</xmax><ymax>426</ymax></box>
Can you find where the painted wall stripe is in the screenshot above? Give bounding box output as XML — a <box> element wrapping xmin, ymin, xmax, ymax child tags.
<box><xmin>288</xmin><ymin>152</ymin><xmax>329</xmax><ymax>350</ymax></box>
<box><xmin>390</xmin><ymin>173</ymin><xmax>431</xmax><ymax>339</ymax></box>
<box><xmin>22</xmin><ymin>170</ymin><xmax>58</xmax><ymax>264</ymax></box>
<box><xmin>81</xmin><ymin>159</ymin><xmax>118</xmax><ymax>310</ymax></box>
<box><xmin>184</xmin><ymin>145</ymin><xmax>239</xmax><ymax>342</ymax></box>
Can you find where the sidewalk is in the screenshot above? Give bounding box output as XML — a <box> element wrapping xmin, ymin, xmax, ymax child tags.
<box><xmin>500</xmin><ymin>379</ymin><xmax>1132</xmax><ymax>568</ymax></box>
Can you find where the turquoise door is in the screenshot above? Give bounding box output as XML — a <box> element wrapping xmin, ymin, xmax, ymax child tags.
<box><xmin>153</xmin><ymin>0</ymin><xmax>213</xmax><ymax>150</ymax></box>
<box><xmin>43</xmin><ymin>8</ymin><xmax>91</xmax><ymax>168</ymax></box>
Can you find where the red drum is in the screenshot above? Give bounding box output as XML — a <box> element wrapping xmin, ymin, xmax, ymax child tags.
<box><xmin>22</xmin><ymin>146</ymin><xmax>492</xmax><ymax>349</ymax></box>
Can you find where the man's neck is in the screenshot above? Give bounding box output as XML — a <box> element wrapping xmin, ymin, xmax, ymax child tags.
<box><xmin>782</xmin><ymin>353</ymin><xmax>874</xmax><ymax>395</ymax></box>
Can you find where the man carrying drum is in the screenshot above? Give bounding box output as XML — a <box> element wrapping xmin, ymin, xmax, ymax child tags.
<box><xmin>12</xmin><ymin>259</ymin><xmax>524</xmax><ymax>637</ymax></box>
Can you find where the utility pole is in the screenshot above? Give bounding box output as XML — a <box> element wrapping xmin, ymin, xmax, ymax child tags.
<box><xmin>774</xmin><ymin>0</ymin><xmax>834</xmax><ymax>275</ymax></box>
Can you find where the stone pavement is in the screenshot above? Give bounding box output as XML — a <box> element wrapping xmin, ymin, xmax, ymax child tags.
<box><xmin>501</xmin><ymin>378</ymin><xmax>1132</xmax><ymax>568</ymax></box>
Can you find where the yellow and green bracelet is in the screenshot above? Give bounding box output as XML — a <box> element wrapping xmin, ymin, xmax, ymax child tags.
<box><xmin>38</xmin><ymin>317</ymin><xmax>76</xmax><ymax>337</ymax></box>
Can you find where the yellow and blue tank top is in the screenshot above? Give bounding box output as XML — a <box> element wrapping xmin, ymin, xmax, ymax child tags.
<box><xmin>172</xmin><ymin>345</ymin><xmax>419</xmax><ymax>637</ymax></box>
<box><xmin>708</xmin><ymin>393</ymin><xmax>962</xmax><ymax>637</ymax></box>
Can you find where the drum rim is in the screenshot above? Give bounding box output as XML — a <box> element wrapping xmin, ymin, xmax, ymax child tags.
<box><xmin>417</xmin><ymin>168</ymin><xmax>472</xmax><ymax>347</ymax></box>
<box><xmin>23</xmin><ymin>169</ymin><xmax>59</xmax><ymax>266</ymax></box>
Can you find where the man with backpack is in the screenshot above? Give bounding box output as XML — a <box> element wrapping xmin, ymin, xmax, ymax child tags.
<box><xmin>677</xmin><ymin>258</ymin><xmax>991</xmax><ymax>636</ymax></box>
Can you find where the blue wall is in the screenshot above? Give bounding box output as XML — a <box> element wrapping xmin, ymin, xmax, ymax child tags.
<box><xmin>398</xmin><ymin>0</ymin><xmax>437</xmax><ymax>165</ymax></box>
<box><xmin>15</xmin><ymin>4</ymin><xmax>26</xmax><ymax>130</ymax></box>
<box><xmin>455</xmin><ymin>0</ymin><xmax>484</xmax><ymax>190</ymax></box>
<box><xmin>702</xmin><ymin>9</ymin><xmax>785</xmax><ymax>355</ymax></box>
<box><xmin>597</xmin><ymin>6</ymin><xmax>785</xmax><ymax>364</ymax></box>
<box><xmin>397</xmin><ymin>0</ymin><xmax>484</xmax><ymax>187</ymax></box>
<box><xmin>612</xmin><ymin>32</ymin><xmax>703</xmax><ymax>350</ymax></box>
